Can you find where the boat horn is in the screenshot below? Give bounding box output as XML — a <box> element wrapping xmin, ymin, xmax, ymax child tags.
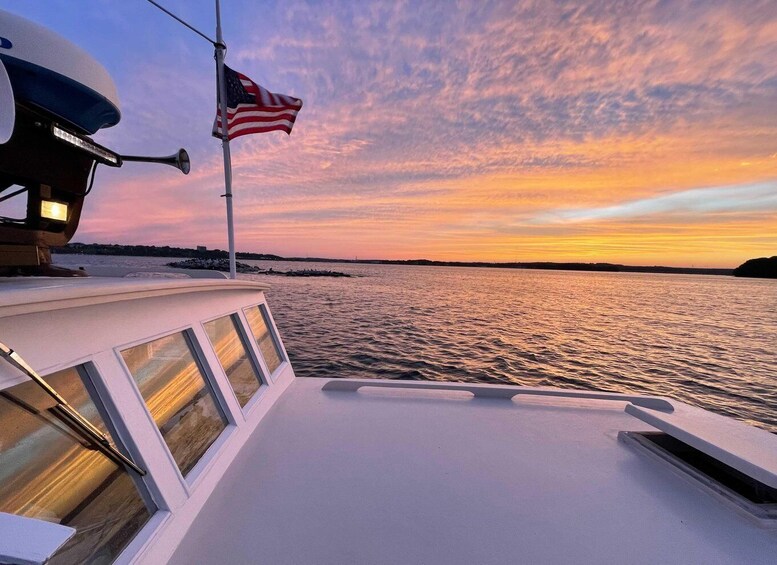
<box><xmin>120</xmin><ymin>148</ymin><xmax>191</xmax><ymax>175</ymax></box>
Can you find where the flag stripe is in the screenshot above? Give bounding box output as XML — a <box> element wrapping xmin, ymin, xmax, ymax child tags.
<box><xmin>218</xmin><ymin>104</ymin><xmax>300</xmax><ymax>118</ymax></box>
<box><xmin>238</xmin><ymin>76</ymin><xmax>301</xmax><ymax>108</ymax></box>
<box><xmin>213</xmin><ymin>65</ymin><xmax>302</xmax><ymax>140</ymax></box>
<box><xmin>222</xmin><ymin>109</ymin><xmax>299</xmax><ymax>120</ymax></box>
<box><xmin>215</xmin><ymin>119</ymin><xmax>296</xmax><ymax>135</ymax></box>
<box><xmin>214</xmin><ymin>121</ymin><xmax>295</xmax><ymax>140</ymax></box>
<box><xmin>214</xmin><ymin>116</ymin><xmax>298</xmax><ymax>133</ymax></box>
<box><xmin>227</xmin><ymin>114</ymin><xmax>294</xmax><ymax>129</ymax></box>
<box><xmin>214</xmin><ymin>113</ymin><xmax>299</xmax><ymax>130</ymax></box>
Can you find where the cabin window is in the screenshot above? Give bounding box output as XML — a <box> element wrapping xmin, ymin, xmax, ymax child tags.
<box><xmin>244</xmin><ymin>304</ymin><xmax>284</xmax><ymax>375</ymax></box>
<box><xmin>121</xmin><ymin>331</ymin><xmax>228</xmax><ymax>477</ymax></box>
<box><xmin>204</xmin><ymin>314</ymin><xmax>264</xmax><ymax>407</ymax></box>
<box><xmin>0</xmin><ymin>366</ymin><xmax>152</xmax><ymax>564</ymax></box>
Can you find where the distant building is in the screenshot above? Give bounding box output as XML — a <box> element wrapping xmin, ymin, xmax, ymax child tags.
<box><xmin>196</xmin><ymin>246</ymin><xmax>207</xmax><ymax>252</ymax></box>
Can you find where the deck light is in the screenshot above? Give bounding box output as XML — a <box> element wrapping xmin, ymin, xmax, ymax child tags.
<box><xmin>40</xmin><ymin>200</ymin><xmax>68</xmax><ymax>222</ymax></box>
<box><xmin>51</xmin><ymin>124</ymin><xmax>120</xmax><ymax>166</ymax></box>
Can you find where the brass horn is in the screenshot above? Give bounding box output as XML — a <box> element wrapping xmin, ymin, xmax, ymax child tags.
<box><xmin>120</xmin><ymin>148</ymin><xmax>191</xmax><ymax>175</ymax></box>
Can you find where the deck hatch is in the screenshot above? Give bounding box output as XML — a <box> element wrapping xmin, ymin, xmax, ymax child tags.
<box><xmin>623</xmin><ymin>431</ymin><xmax>777</xmax><ymax>521</ymax></box>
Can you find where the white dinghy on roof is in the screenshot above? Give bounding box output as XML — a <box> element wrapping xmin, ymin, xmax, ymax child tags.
<box><xmin>0</xmin><ymin>8</ymin><xmax>776</xmax><ymax>565</ymax></box>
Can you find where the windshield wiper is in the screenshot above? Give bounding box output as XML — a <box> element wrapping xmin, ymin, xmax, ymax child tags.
<box><xmin>0</xmin><ymin>341</ymin><xmax>146</xmax><ymax>476</ymax></box>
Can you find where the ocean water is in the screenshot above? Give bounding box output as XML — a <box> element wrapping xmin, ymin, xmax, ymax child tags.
<box><xmin>54</xmin><ymin>254</ymin><xmax>777</xmax><ymax>432</ymax></box>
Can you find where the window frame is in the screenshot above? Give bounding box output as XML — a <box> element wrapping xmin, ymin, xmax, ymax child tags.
<box><xmin>201</xmin><ymin>311</ymin><xmax>268</xmax><ymax>414</ymax></box>
<box><xmin>242</xmin><ymin>302</ymin><xmax>287</xmax><ymax>381</ymax></box>
<box><xmin>0</xmin><ymin>361</ymin><xmax>159</xmax><ymax>564</ymax></box>
<box><xmin>78</xmin><ymin>362</ymin><xmax>158</xmax><ymax>512</ymax></box>
<box><xmin>117</xmin><ymin>327</ymin><xmax>237</xmax><ymax>487</ymax></box>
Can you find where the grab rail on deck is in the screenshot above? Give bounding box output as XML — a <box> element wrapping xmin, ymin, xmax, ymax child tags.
<box><xmin>322</xmin><ymin>378</ymin><xmax>675</xmax><ymax>412</ymax></box>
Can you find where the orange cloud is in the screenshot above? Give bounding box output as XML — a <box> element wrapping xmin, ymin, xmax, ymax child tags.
<box><xmin>61</xmin><ymin>0</ymin><xmax>777</xmax><ymax>267</ymax></box>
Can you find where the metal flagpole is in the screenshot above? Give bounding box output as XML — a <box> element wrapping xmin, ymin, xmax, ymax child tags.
<box><xmin>215</xmin><ymin>0</ymin><xmax>237</xmax><ymax>279</ymax></box>
<box><xmin>143</xmin><ymin>1</ymin><xmax>236</xmax><ymax>278</ymax></box>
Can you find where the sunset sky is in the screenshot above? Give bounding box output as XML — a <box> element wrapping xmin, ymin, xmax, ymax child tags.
<box><xmin>5</xmin><ymin>0</ymin><xmax>777</xmax><ymax>266</ymax></box>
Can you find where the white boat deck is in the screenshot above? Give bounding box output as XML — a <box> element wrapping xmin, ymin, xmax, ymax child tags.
<box><xmin>1</xmin><ymin>276</ymin><xmax>775</xmax><ymax>564</ymax></box>
<box><xmin>168</xmin><ymin>377</ymin><xmax>777</xmax><ymax>565</ymax></box>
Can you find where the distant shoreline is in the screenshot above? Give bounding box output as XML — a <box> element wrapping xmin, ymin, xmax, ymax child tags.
<box><xmin>53</xmin><ymin>242</ymin><xmax>734</xmax><ymax>276</ymax></box>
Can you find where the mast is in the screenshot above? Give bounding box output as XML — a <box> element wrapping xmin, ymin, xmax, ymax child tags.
<box><xmin>215</xmin><ymin>0</ymin><xmax>237</xmax><ymax>279</ymax></box>
<box><xmin>143</xmin><ymin>1</ymin><xmax>236</xmax><ymax>278</ymax></box>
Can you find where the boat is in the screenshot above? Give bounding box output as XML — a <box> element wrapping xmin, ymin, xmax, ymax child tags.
<box><xmin>1</xmin><ymin>8</ymin><xmax>776</xmax><ymax>565</ymax></box>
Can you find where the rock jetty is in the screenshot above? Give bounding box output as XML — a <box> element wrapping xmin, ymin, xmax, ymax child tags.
<box><xmin>167</xmin><ymin>258</ymin><xmax>351</xmax><ymax>277</ymax></box>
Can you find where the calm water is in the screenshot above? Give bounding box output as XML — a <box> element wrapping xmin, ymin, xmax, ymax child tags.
<box><xmin>55</xmin><ymin>254</ymin><xmax>777</xmax><ymax>432</ymax></box>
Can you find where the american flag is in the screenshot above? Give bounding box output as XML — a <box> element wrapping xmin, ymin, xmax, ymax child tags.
<box><xmin>213</xmin><ymin>65</ymin><xmax>302</xmax><ymax>140</ymax></box>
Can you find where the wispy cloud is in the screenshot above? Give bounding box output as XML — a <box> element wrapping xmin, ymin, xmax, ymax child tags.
<box><xmin>7</xmin><ymin>0</ymin><xmax>777</xmax><ymax>266</ymax></box>
<box><xmin>534</xmin><ymin>182</ymin><xmax>777</xmax><ymax>223</ymax></box>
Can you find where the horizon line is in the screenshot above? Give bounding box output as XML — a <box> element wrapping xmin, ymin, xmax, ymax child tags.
<box><xmin>57</xmin><ymin>241</ymin><xmax>745</xmax><ymax>272</ymax></box>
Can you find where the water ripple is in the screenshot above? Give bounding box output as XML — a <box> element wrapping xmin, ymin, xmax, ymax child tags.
<box><xmin>249</xmin><ymin>262</ymin><xmax>777</xmax><ymax>433</ymax></box>
<box><xmin>52</xmin><ymin>255</ymin><xmax>777</xmax><ymax>433</ymax></box>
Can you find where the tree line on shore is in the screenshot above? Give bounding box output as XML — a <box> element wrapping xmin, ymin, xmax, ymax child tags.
<box><xmin>54</xmin><ymin>242</ymin><xmax>776</xmax><ymax>278</ymax></box>
<box><xmin>55</xmin><ymin>242</ymin><xmax>282</xmax><ymax>261</ymax></box>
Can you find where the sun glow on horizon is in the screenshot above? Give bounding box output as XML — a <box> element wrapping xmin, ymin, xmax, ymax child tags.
<box><xmin>9</xmin><ymin>1</ymin><xmax>777</xmax><ymax>268</ymax></box>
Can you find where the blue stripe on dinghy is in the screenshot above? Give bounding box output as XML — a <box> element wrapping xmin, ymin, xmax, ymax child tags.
<box><xmin>0</xmin><ymin>54</ymin><xmax>120</xmax><ymax>134</ymax></box>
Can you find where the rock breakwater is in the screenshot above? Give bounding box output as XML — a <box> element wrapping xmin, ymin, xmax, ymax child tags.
<box><xmin>167</xmin><ymin>258</ymin><xmax>352</xmax><ymax>277</ymax></box>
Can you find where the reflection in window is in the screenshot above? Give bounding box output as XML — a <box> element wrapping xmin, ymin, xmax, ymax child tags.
<box><xmin>122</xmin><ymin>332</ymin><xmax>227</xmax><ymax>477</ymax></box>
<box><xmin>0</xmin><ymin>367</ymin><xmax>152</xmax><ymax>564</ymax></box>
<box><xmin>204</xmin><ymin>315</ymin><xmax>263</xmax><ymax>407</ymax></box>
<box><xmin>244</xmin><ymin>304</ymin><xmax>284</xmax><ymax>375</ymax></box>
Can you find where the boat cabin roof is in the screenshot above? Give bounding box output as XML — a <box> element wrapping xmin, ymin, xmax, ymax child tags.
<box><xmin>167</xmin><ymin>377</ymin><xmax>777</xmax><ymax>565</ymax></box>
<box><xmin>0</xmin><ymin>276</ymin><xmax>270</xmax><ymax>378</ymax></box>
<box><xmin>0</xmin><ymin>276</ymin><xmax>775</xmax><ymax>564</ymax></box>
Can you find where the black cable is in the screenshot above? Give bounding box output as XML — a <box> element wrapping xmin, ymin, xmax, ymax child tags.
<box><xmin>0</xmin><ymin>185</ymin><xmax>28</xmax><ymax>204</ymax></box>
<box><xmin>144</xmin><ymin>0</ymin><xmax>217</xmax><ymax>45</ymax></box>
<box><xmin>84</xmin><ymin>160</ymin><xmax>98</xmax><ymax>196</ymax></box>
